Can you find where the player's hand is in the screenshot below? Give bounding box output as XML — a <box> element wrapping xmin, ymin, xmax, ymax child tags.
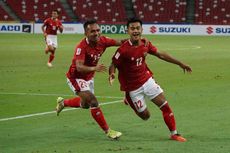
<box><xmin>180</xmin><ymin>64</ymin><xmax>192</xmax><ymax>73</ymax></box>
<box><xmin>59</xmin><ymin>25</ymin><xmax>63</xmax><ymax>33</ymax></box>
<box><xmin>109</xmin><ymin>73</ymin><xmax>115</xmax><ymax>86</ymax></box>
<box><xmin>95</xmin><ymin>64</ymin><xmax>107</xmax><ymax>73</ymax></box>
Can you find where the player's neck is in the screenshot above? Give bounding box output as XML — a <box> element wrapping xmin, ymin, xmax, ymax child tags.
<box><xmin>51</xmin><ymin>17</ymin><xmax>57</xmax><ymax>21</ymax></box>
<box><xmin>88</xmin><ymin>40</ymin><xmax>98</xmax><ymax>47</ymax></box>
<box><xmin>130</xmin><ymin>39</ymin><xmax>141</xmax><ymax>46</ymax></box>
<box><xmin>86</xmin><ymin>37</ymin><xmax>98</xmax><ymax>47</ymax></box>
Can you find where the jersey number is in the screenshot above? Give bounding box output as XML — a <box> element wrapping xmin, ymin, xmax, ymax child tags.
<box><xmin>79</xmin><ymin>81</ymin><xmax>87</xmax><ymax>88</ymax></box>
<box><xmin>136</xmin><ymin>57</ymin><xmax>143</xmax><ymax>66</ymax></box>
<box><xmin>134</xmin><ymin>100</ymin><xmax>143</xmax><ymax>109</ymax></box>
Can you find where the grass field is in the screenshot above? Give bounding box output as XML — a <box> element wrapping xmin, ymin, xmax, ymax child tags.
<box><xmin>0</xmin><ymin>33</ymin><xmax>230</xmax><ymax>153</ymax></box>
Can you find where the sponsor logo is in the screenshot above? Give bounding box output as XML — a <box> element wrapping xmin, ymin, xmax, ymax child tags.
<box><xmin>206</xmin><ymin>27</ymin><xmax>230</xmax><ymax>34</ymax></box>
<box><xmin>100</xmin><ymin>25</ymin><xmax>126</xmax><ymax>34</ymax></box>
<box><xmin>64</xmin><ymin>27</ymin><xmax>74</xmax><ymax>32</ymax></box>
<box><xmin>0</xmin><ymin>25</ymin><xmax>20</xmax><ymax>31</ymax></box>
<box><xmin>206</xmin><ymin>27</ymin><xmax>213</xmax><ymax>34</ymax></box>
<box><xmin>216</xmin><ymin>27</ymin><xmax>230</xmax><ymax>34</ymax></box>
<box><xmin>159</xmin><ymin>27</ymin><xmax>191</xmax><ymax>33</ymax></box>
<box><xmin>150</xmin><ymin>26</ymin><xmax>157</xmax><ymax>33</ymax></box>
<box><xmin>22</xmin><ymin>25</ymin><xmax>31</xmax><ymax>33</ymax></box>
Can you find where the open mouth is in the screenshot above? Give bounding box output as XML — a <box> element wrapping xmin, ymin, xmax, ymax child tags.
<box><xmin>132</xmin><ymin>33</ymin><xmax>140</xmax><ymax>38</ymax></box>
<box><xmin>92</xmin><ymin>35</ymin><xmax>99</xmax><ymax>41</ymax></box>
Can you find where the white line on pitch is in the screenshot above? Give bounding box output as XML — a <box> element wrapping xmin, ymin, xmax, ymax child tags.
<box><xmin>164</xmin><ymin>45</ymin><xmax>201</xmax><ymax>51</ymax></box>
<box><xmin>0</xmin><ymin>100</ymin><xmax>122</xmax><ymax>122</ymax></box>
<box><xmin>0</xmin><ymin>92</ymin><xmax>123</xmax><ymax>99</ymax></box>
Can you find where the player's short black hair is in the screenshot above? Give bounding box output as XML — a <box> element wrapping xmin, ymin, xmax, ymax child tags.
<box><xmin>127</xmin><ymin>17</ymin><xmax>142</xmax><ymax>27</ymax></box>
<box><xmin>83</xmin><ymin>19</ymin><xmax>97</xmax><ymax>31</ymax></box>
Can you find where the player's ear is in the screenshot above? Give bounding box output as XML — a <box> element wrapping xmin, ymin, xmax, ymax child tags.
<box><xmin>84</xmin><ymin>28</ymin><xmax>89</xmax><ymax>36</ymax></box>
<box><xmin>84</xmin><ymin>29</ymin><xmax>88</xmax><ymax>36</ymax></box>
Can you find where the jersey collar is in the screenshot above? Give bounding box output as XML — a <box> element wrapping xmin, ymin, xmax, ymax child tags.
<box><xmin>85</xmin><ymin>37</ymin><xmax>89</xmax><ymax>44</ymax></box>
<box><xmin>128</xmin><ymin>39</ymin><xmax>133</xmax><ymax>46</ymax></box>
<box><xmin>128</xmin><ymin>39</ymin><xmax>145</xmax><ymax>46</ymax></box>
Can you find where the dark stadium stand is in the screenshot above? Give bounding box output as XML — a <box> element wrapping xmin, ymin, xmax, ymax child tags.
<box><xmin>132</xmin><ymin>0</ymin><xmax>187</xmax><ymax>23</ymax></box>
<box><xmin>6</xmin><ymin>0</ymin><xmax>71</xmax><ymax>22</ymax></box>
<box><xmin>1</xmin><ymin>0</ymin><xmax>230</xmax><ymax>25</ymax></box>
<box><xmin>195</xmin><ymin>0</ymin><xmax>230</xmax><ymax>25</ymax></box>
<box><xmin>0</xmin><ymin>5</ymin><xmax>13</xmax><ymax>21</ymax></box>
<box><xmin>67</xmin><ymin>0</ymin><xmax>127</xmax><ymax>23</ymax></box>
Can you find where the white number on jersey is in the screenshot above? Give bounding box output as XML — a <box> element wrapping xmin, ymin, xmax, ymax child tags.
<box><xmin>136</xmin><ymin>57</ymin><xmax>143</xmax><ymax>66</ymax></box>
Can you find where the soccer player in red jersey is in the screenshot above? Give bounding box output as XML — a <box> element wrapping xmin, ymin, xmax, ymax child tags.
<box><xmin>109</xmin><ymin>18</ymin><xmax>192</xmax><ymax>142</ymax></box>
<box><xmin>41</xmin><ymin>10</ymin><xmax>63</xmax><ymax>68</ymax></box>
<box><xmin>55</xmin><ymin>19</ymin><xmax>126</xmax><ymax>139</ymax></box>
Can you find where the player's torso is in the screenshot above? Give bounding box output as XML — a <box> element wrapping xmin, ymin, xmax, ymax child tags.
<box><xmin>83</xmin><ymin>44</ymin><xmax>106</xmax><ymax>66</ymax></box>
<box><xmin>122</xmin><ymin>45</ymin><xmax>149</xmax><ymax>74</ymax></box>
<box><xmin>119</xmin><ymin>44</ymin><xmax>152</xmax><ymax>91</ymax></box>
<box><xmin>68</xmin><ymin>39</ymin><xmax>108</xmax><ymax>80</ymax></box>
<box><xmin>45</xmin><ymin>18</ymin><xmax>60</xmax><ymax>35</ymax></box>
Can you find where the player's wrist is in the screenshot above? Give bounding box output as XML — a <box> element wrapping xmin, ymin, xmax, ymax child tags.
<box><xmin>92</xmin><ymin>66</ymin><xmax>97</xmax><ymax>72</ymax></box>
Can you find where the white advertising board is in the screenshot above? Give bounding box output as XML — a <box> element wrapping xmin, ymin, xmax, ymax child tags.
<box><xmin>142</xmin><ymin>24</ymin><xmax>230</xmax><ymax>36</ymax></box>
<box><xmin>0</xmin><ymin>23</ymin><xmax>33</xmax><ymax>33</ymax></box>
<box><xmin>0</xmin><ymin>23</ymin><xmax>229</xmax><ymax>36</ymax></box>
<box><xmin>34</xmin><ymin>23</ymin><xmax>84</xmax><ymax>34</ymax></box>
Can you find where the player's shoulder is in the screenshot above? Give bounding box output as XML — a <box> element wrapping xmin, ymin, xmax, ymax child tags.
<box><xmin>99</xmin><ymin>35</ymin><xmax>114</xmax><ymax>42</ymax></box>
<box><xmin>44</xmin><ymin>18</ymin><xmax>50</xmax><ymax>23</ymax></box>
<box><xmin>118</xmin><ymin>40</ymin><xmax>130</xmax><ymax>51</ymax></box>
<box><xmin>46</xmin><ymin>17</ymin><xmax>52</xmax><ymax>21</ymax></box>
<box><xmin>57</xmin><ymin>19</ymin><xmax>62</xmax><ymax>23</ymax></box>
<box><xmin>76</xmin><ymin>38</ymin><xmax>87</xmax><ymax>49</ymax></box>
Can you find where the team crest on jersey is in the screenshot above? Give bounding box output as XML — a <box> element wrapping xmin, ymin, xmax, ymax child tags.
<box><xmin>76</xmin><ymin>48</ymin><xmax>81</xmax><ymax>55</ymax></box>
<box><xmin>115</xmin><ymin>52</ymin><xmax>120</xmax><ymax>59</ymax></box>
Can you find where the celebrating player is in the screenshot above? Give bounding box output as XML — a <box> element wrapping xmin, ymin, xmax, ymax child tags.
<box><xmin>55</xmin><ymin>19</ymin><xmax>127</xmax><ymax>139</ymax></box>
<box><xmin>41</xmin><ymin>10</ymin><xmax>63</xmax><ymax>68</ymax></box>
<box><xmin>109</xmin><ymin>18</ymin><xmax>192</xmax><ymax>142</ymax></box>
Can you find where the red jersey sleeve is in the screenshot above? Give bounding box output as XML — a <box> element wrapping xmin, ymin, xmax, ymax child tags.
<box><xmin>148</xmin><ymin>42</ymin><xmax>158</xmax><ymax>55</ymax></box>
<box><xmin>75</xmin><ymin>45</ymin><xmax>85</xmax><ymax>61</ymax></box>
<box><xmin>112</xmin><ymin>48</ymin><xmax>123</xmax><ymax>67</ymax></box>
<box><xmin>103</xmin><ymin>36</ymin><xmax>117</xmax><ymax>47</ymax></box>
<box><xmin>43</xmin><ymin>19</ymin><xmax>49</xmax><ymax>26</ymax></box>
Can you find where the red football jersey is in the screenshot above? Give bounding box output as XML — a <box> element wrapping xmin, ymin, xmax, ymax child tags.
<box><xmin>43</xmin><ymin>18</ymin><xmax>62</xmax><ymax>35</ymax></box>
<box><xmin>66</xmin><ymin>36</ymin><xmax>117</xmax><ymax>80</ymax></box>
<box><xmin>112</xmin><ymin>39</ymin><xmax>158</xmax><ymax>91</ymax></box>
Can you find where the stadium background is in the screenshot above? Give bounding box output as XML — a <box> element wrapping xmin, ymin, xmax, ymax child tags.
<box><xmin>1</xmin><ymin>0</ymin><xmax>230</xmax><ymax>25</ymax></box>
<box><xmin>0</xmin><ymin>0</ymin><xmax>230</xmax><ymax>153</ymax></box>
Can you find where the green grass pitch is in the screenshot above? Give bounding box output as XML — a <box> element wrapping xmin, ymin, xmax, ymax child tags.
<box><xmin>0</xmin><ymin>33</ymin><xmax>230</xmax><ymax>153</ymax></box>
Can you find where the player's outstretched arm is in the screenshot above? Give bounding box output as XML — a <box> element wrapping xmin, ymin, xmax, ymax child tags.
<box><xmin>113</xmin><ymin>39</ymin><xmax>128</xmax><ymax>46</ymax></box>
<box><xmin>76</xmin><ymin>60</ymin><xmax>107</xmax><ymax>73</ymax></box>
<box><xmin>113</xmin><ymin>37</ymin><xmax>149</xmax><ymax>46</ymax></box>
<box><xmin>108</xmin><ymin>63</ymin><xmax>116</xmax><ymax>86</ymax></box>
<box><xmin>154</xmin><ymin>51</ymin><xmax>192</xmax><ymax>73</ymax></box>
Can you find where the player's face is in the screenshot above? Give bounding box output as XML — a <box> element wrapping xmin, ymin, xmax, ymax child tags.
<box><xmin>127</xmin><ymin>22</ymin><xmax>143</xmax><ymax>43</ymax></box>
<box><xmin>85</xmin><ymin>23</ymin><xmax>101</xmax><ymax>43</ymax></box>
<box><xmin>51</xmin><ymin>11</ymin><xmax>58</xmax><ymax>19</ymax></box>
